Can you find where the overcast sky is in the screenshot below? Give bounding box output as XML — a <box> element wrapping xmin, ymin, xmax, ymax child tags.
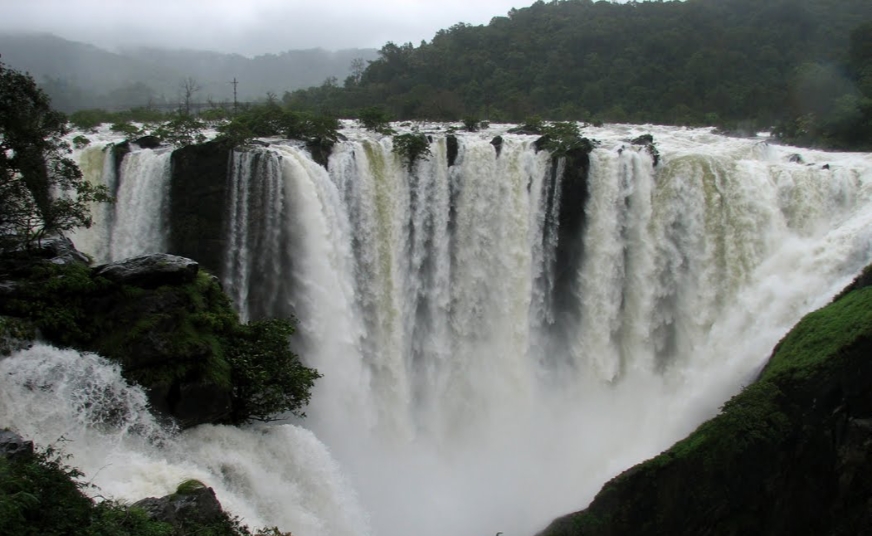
<box><xmin>0</xmin><ymin>0</ymin><xmax>559</xmax><ymax>55</ymax></box>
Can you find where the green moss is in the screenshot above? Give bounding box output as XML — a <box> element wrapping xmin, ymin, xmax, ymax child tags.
<box><xmin>761</xmin><ymin>286</ymin><xmax>872</xmax><ymax>381</ymax></box>
<box><xmin>174</xmin><ymin>479</ymin><xmax>207</xmax><ymax>495</ymax></box>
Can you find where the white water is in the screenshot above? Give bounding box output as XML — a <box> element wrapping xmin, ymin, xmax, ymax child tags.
<box><xmin>7</xmin><ymin>124</ymin><xmax>872</xmax><ymax>536</ymax></box>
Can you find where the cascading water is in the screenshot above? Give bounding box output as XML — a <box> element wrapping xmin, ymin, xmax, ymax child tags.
<box><xmin>6</xmin><ymin>124</ymin><xmax>872</xmax><ymax>536</ymax></box>
<box><xmin>109</xmin><ymin>148</ymin><xmax>173</xmax><ymax>261</ymax></box>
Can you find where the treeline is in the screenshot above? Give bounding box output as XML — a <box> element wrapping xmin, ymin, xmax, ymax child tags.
<box><xmin>282</xmin><ymin>0</ymin><xmax>872</xmax><ymax>148</ymax></box>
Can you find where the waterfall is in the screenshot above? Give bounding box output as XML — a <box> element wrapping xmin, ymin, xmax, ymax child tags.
<box><xmin>109</xmin><ymin>148</ymin><xmax>173</xmax><ymax>261</ymax></box>
<box><xmin>33</xmin><ymin>125</ymin><xmax>872</xmax><ymax>536</ymax></box>
<box><xmin>0</xmin><ymin>345</ymin><xmax>371</xmax><ymax>536</ymax></box>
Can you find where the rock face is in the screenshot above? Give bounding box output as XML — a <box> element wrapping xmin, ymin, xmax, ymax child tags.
<box><xmin>169</xmin><ymin>139</ymin><xmax>235</xmax><ymax>275</ymax></box>
<box><xmin>538</xmin><ymin>265</ymin><xmax>872</xmax><ymax>536</ymax></box>
<box><xmin>0</xmin><ymin>430</ymin><xmax>34</xmax><ymax>460</ymax></box>
<box><xmin>94</xmin><ymin>253</ymin><xmax>199</xmax><ymax>288</ymax></box>
<box><xmin>0</xmin><ymin>248</ymin><xmax>234</xmax><ymax>428</ymax></box>
<box><xmin>133</xmin><ymin>486</ymin><xmax>226</xmax><ymax>528</ymax></box>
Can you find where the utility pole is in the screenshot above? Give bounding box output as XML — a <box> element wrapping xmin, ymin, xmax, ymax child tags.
<box><xmin>231</xmin><ymin>78</ymin><xmax>238</xmax><ymax>116</ymax></box>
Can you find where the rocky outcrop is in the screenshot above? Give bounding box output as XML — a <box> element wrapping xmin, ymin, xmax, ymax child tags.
<box><xmin>133</xmin><ymin>135</ymin><xmax>162</xmax><ymax>149</ymax></box>
<box><xmin>133</xmin><ymin>483</ymin><xmax>226</xmax><ymax>528</ymax></box>
<box><xmin>169</xmin><ymin>138</ymin><xmax>235</xmax><ymax>275</ymax></box>
<box><xmin>447</xmin><ymin>134</ymin><xmax>459</xmax><ymax>167</ymax></box>
<box><xmin>94</xmin><ymin>253</ymin><xmax>199</xmax><ymax>288</ymax></box>
<box><xmin>0</xmin><ymin>429</ymin><xmax>34</xmax><ymax>460</ymax></box>
<box><xmin>0</xmin><ymin>250</ymin><xmax>235</xmax><ymax>428</ymax></box>
<box><xmin>491</xmin><ymin>135</ymin><xmax>504</xmax><ymax>157</ymax></box>
<box><xmin>537</xmin><ymin>265</ymin><xmax>872</xmax><ymax>536</ymax></box>
<box><xmin>629</xmin><ymin>133</ymin><xmax>660</xmax><ymax>166</ymax></box>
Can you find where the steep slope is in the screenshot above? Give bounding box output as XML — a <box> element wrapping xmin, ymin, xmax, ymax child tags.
<box><xmin>538</xmin><ymin>265</ymin><xmax>872</xmax><ymax>536</ymax></box>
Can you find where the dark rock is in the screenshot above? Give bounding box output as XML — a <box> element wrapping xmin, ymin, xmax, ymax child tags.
<box><xmin>41</xmin><ymin>236</ymin><xmax>91</xmax><ymax>266</ymax></box>
<box><xmin>0</xmin><ymin>430</ymin><xmax>34</xmax><ymax>460</ymax></box>
<box><xmin>249</xmin><ymin>139</ymin><xmax>271</xmax><ymax>147</ymax></box>
<box><xmin>627</xmin><ymin>134</ymin><xmax>660</xmax><ymax>166</ymax></box>
<box><xmin>447</xmin><ymin>135</ymin><xmax>459</xmax><ymax>167</ymax></box>
<box><xmin>823</xmin><ymin>163</ymin><xmax>831</xmax><ymax>170</ymax></box>
<box><xmin>133</xmin><ymin>486</ymin><xmax>225</xmax><ymax>528</ymax></box>
<box><xmin>789</xmin><ymin>153</ymin><xmax>804</xmax><ymax>164</ymax></box>
<box><xmin>630</xmin><ymin>134</ymin><xmax>654</xmax><ymax>145</ymax></box>
<box><xmin>172</xmin><ymin>381</ymin><xmax>233</xmax><ymax>428</ymax></box>
<box><xmin>168</xmin><ymin>138</ymin><xmax>235</xmax><ymax>275</ymax></box>
<box><xmin>491</xmin><ymin>136</ymin><xmax>504</xmax><ymax>157</ymax></box>
<box><xmin>133</xmin><ymin>135</ymin><xmax>162</xmax><ymax>149</ymax></box>
<box><xmin>306</xmin><ymin>138</ymin><xmax>335</xmax><ymax>169</ymax></box>
<box><xmin>93</xmin><ymin>254</ymin><xmax>198</xmax><ymax>289</ymax></box>
<box><xmin>113</xmin><ymin>141</ymin><xmax>132</xmax><ymax>180</ymax></box>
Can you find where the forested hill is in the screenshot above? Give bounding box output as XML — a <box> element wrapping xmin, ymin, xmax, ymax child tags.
<box><xmin>0</xmin><ymin>32</ymin><xmax>377</xmax><ymax>112</ymax></box>
<box><xmin>286</xmin><ymin>0</ymin><xmax>872</xmax><ymax>147</ymax></box>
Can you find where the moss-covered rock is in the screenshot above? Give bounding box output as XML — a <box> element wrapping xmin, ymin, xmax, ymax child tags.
<box><xmin>538</xmin><ymin>266</ymin><xmax>872</xmax><ymax>536</ymax></box>
<box><xmin>0</xmin><ymin>250</ymin><xmax>319</xmax><ymax>429</ymax></box>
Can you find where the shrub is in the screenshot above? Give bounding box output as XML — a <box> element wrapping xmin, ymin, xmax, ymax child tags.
<box><xmin>392</xmin><ymin>132</ymin><xmax>432</xmax><ymax>170</ymax></box>
<box><xmin>358</xmin><ymin>106</ymin><xmax>394</xmax><ymax>134</ymax></box>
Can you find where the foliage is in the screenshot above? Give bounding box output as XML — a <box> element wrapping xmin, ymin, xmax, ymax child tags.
<box><xmin>775</xmin><ymin>22</ymin><xmax>872</xmax><ymax>149</ymax></box>
<box><xmin>357</xmin><ymin>106</ymin><xmax>394</xmax><ymax>134</ymax></box>
<box><xmin>392</xmin><ymin>132</ymin><xmax>432</xmax><ymax>170</ymax></box>
<box><xmin>72</xmin><ymin>135</ymin><xmax>91</xmax><ymax>149</ymax></box>
<box><xmin>110</xmin><ymin>121</ymin><xmax>144</xmax><ymax>138</ymax></box>
<box><xmin>282</xmin><ymin>0</ymin><xmax>872</xmax><ymax>131</ymax></box>
<box><xmin>462</xmin><ymin>116</ymin><xmax>480</xmax><ymax>132</ymax></box>
<box><xmin>0</xmin><ymin>443</ymin><xmax>290</xmax><ymax>535</ymax></box>
<box><xmin>0</xmin><ymin>61</ymin><xmax>112</xmax><ymax>250</ymax></box>
<box><xmin>0</xmin><ymin>262</ymin><xmax>321</xmax><ymax>425</ymax></box>
<box><xmin>151</xmin><ymin>112</ymin><xmax>206</xmax><ymax>148</ymax></box>
<box><xmin>217</xmin><ymin>100</ymin><xmax>340</xmax><ymax>146</ymax></box>
<box><xmin>226</xmin><ymin>318</ymin><xmax>322</xmax><ymax>422</ymax></box>
<box><xmin>0</xmin><ymin>445</ymin><xmax>175</xmax><ymax>536</ymax></box>
<box><xmin>1</xmin><ymin>261</ymin><xmax>109</xmax><ymax>346</ymax></box>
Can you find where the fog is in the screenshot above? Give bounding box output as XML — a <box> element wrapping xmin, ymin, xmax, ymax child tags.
<box><xmin>1</xmin><ymin>0</ymin><xmax>538</xmax><ymax>55</ymax></box>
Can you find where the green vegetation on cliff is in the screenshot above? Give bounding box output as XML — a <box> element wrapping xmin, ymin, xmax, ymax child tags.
<box><xmin>0</xmin><ymin>442</ymin><xmax>286</xmax><ymax>535</ymax></box>
<box><xmin>0</xmin><ymin>259</ymin><xmax>320</xmax><ymax>427</ymax></box>
<box><xmin>0</xmin><ymin>61</ymin><xmax>111</xmax><ymax>251</ymax></box>
<box><xmin>540</xmin><ymin>267</ymin><xmax>872</xmax><ymax>536</ymax></box>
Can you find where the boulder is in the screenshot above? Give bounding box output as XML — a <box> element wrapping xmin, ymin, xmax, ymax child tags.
<box><xmin>133</xmin><ymin>135</ymin><xmax>162</xmax><ymax>149</ymax></box>
<box><xmin>491</xmin><ymin>135</ymin><xmax>504</xmax><ymax>157</ymax></box>
<box><xmin>93</xmin><ymin>254</ymin><xmax>199</xmax><ymax>288</ymax></box>
<box><xmin>0</xmin><ymin>430</ymin><xmax>34</xmax><ymax>460</ymax></box>
<box><xmin>133</xmin><ymin>485</ymin><xmax>225</xmax><ymax>528</ymax></box>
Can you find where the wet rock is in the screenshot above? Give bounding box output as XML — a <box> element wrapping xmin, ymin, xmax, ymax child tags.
<box><xmin>0</xmin><ymin>430</ymin><xmax>34</xmax><ymax>461</ymax></box>
<box><xmin>94</xmin><ymin>254</ymin><xmax>199</xmax><ymax>289</ymax></box>
<box><xmin>133</xmin><ymin>486</ymin><xmax>225</xmax><ymax>528</ymax></box>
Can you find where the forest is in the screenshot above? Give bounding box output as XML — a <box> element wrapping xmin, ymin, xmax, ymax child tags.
<box><xmin>283</xmin><ymin>0</ymin><xmax>872</xmax><ymax>149</ymax></box>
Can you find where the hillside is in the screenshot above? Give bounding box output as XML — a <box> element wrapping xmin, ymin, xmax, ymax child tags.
<box><xmin>538</xmin><ymin>266</ymin><xmax>872</xmax><ymax>536</ymax></box>
<box><xmin>286</xmin><ymin>0</ymin><xmax>872</xmax><ymax>148</ymax></box>
<box><xmin>0</xmin><ymin>32</ymin><xmax>377</xmax><ymax>111</ymax></box>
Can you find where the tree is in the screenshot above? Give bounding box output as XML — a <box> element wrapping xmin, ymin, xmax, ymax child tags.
<box><xmin>0</xmin><ymin>60</ymin><xmax>111</xmax><ymax>250</ymax></box>
<box><xmin>179</xmin><ymin>77</ymin><xmax>201</xmax><ymax>116</ymax></box>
